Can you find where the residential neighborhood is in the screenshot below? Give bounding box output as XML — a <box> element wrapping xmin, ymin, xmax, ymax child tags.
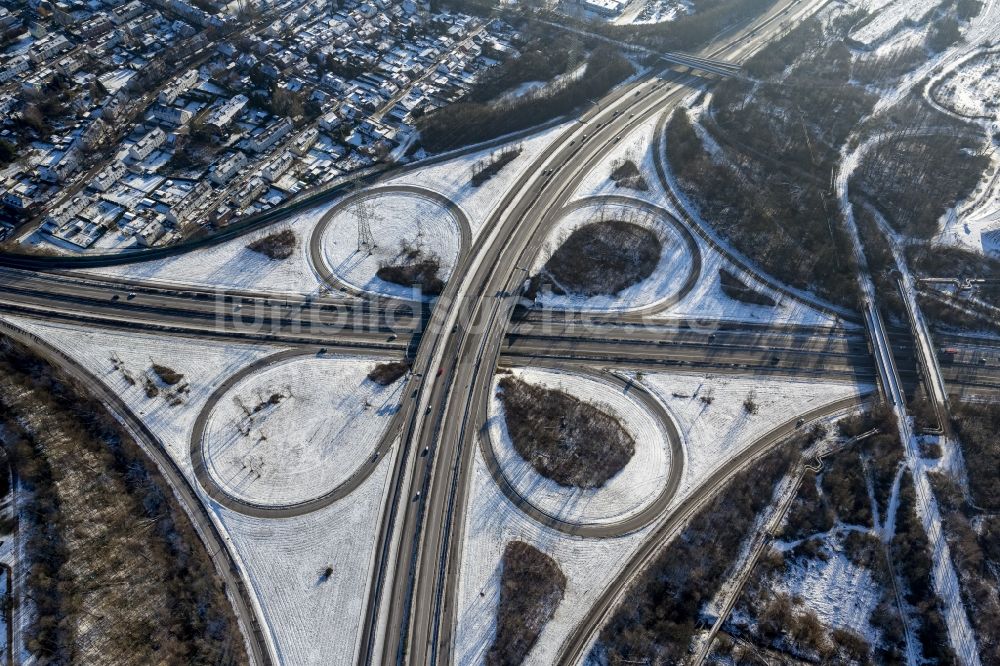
<box><xmin>0</xmin><ymin>0</ymin><xmax>520</xmax><ymax>249</ymax></box>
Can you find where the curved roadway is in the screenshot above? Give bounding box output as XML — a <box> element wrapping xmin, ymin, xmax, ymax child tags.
<box><xmin>306</xmin><ymin>184</ymin><xmax>473</xmax><ymax>299</ymax></box>
<box><xmin>189</xmin><ymin>347</ymin><xmax>404</xmax><ymax>519</ymax></box>
<box><xmin>0</xmin><ymin>318</ymin><xmax>277</xmax><ymax>666</ymax></box>
<box><xmin>479</xmin><ymin>363</ymin><xmax>684</xmax><ymax>538</ymax></box>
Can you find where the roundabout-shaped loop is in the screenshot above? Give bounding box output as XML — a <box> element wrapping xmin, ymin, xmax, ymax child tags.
<box><xmin>481</xmin><ymin>365</ymin><xmax>684</xmax><ymax>537</ymax></box>
<box><xmin>528</xmin><ymin>196</ymin><xmax>701</xmax><ymax>314</ymax></box>
<box><xmin>191</xmin><ymin>350</ymin><xmax>403</xmax><ymax>516</ymax></box>
<box><xmin>308</xmin><ymin>185</ymin><xmax>471</xmax><ymax>300</ymax></box>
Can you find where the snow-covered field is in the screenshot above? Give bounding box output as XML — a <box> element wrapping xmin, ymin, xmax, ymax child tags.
<box><xmin>570</xmin><ymin>114</ymin><xmax>671</xmax><ymax>210</ymax></box>
<box><xmin>217</xmin><ymin>444</ymin><xmax>396</xmax><ymax>666</ymax></box>
<box><xmin>656</xmin><ymin>243</ymin><xmax>848</xmax><ymax>328</ymax></box>
<box><xmin>931</xmin><ymin>50</ymin><xmax>1000</xmax><ymax>120</ymax></box>
<box><xmin>848</xmin><ymin>0</ymin><xmax>941</xmax><ymax>49</ymax></box>
<box><xmin>202</xmin><ymin>354</ymin><xmax>403</xmax><ymax>506</ymax></box>
<box><xmin>531</xmin><ymin>201</ymin><xmax>695</xmax><ymax>312</ymax></box>
<box><xmin>82</xmin><ymin>202</ymin><xmax>334</xmax><ymax>295</ymax></box>
<box><xmin>0</xmin><ymin>315</ymin><xmax>398</xmax><ymax>665</ymax></box>
<box><xmin>771</xmin><ymin>532</ymin><xmax>883</xmax><ymax>638</ymax></box>
<box><xmin>385</xmin><ymin>122</ymin><xmax>572</xmax><ymax>237</ymax></box>
<box><xmin>318</xmin><ymin>191</ymin><xmax>461</xmax><ymax>299</ymax></box>
<box><xmin>489</xmin><ymin>367</ymin><xmax>671</xmax><ymax>526</ymax></box>
<box><xmin>453</xmin><ymin>449</ymin><xmax>661</xmax><ymax>666</ymax></box>
<box><xmin>639</xmin><ymin>372</ymin><xmax>872</xmax><ymax>507</ymax></box>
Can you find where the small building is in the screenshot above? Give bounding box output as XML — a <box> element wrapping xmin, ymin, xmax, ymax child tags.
<box><xmin>129</xmin><ymin>128</ymin><xmax>166</xmax><ymax>161</ymax></box>
<box><xmin>209</xmin><ymin>151</ymin><xmax>247</xmax><ymax>185</ymax></box>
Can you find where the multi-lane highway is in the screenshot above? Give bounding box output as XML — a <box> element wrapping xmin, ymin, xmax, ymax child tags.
<box><xmin>2</xmin><ymin>0</ymin><xmax>998</xmax><ymax>661</ymax></box>
<box><xmin>369</xmin><ymin>0</ymin><xmax>849</xmax><ymax>664</ymax></box>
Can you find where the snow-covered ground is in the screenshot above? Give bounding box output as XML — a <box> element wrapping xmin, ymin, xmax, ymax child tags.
<box><xmin>848</xmin><ymin>0</ymin><xmax>941</xmax><ymax>49</ymax></box>
<box><xmin>217</xmin><ymin>444</ymin><xmax>396</xmax><ymax>666</ymax></box>
<box><xmin>570</xmin><ymin>113</ymin><xmax>672</xmax><ymax>211</ymax></box>
<box><xmin>384</xmin><ymin>121</ymin><xmax>572</xmax><ymax>237</ymax></box>
<box><xmin>657</xmin><ymin>243</ymin><xmax>849</xmax><ymax>328</ymax></box>
<box><xmin>81</xmin><ymin>202</ymin><xmax>335</xmax><ymax>295</ymax></box>
<box><xmin>530</xmin><ymin>201</ymin><xmax>695</xmax><ymax>312</ymax></box>
<box><xmin>639</xmin><ymin>372</ymin><xmax>872</xmax><ymax>507</ymax></box>
<box><xmin>0</xmin><ymin>315</ymin><xmax>398</xmax><ymax>665</ymax></box>
<box><xmin>453</xmin><ymin>447</ymin><xmax>661</xmax><ymax>666</ymax></box>
<box><xmin>771</xmin><ymin>533</ymin><xmax>882</xmax><ymax>638</ymax></box>
<box><xmin>317</xmin><ymin>191</ymin><xmax>461</xmax><ymax>299</ymax></box>
<box><xmin>202</xmin><ymin>354</ymin><xmax>403</xmax><ymax>506</ymax></box>
<box><xmin>489</xmin><ymin>367</ymin><xmax>671</xmax><ymax>526</ymax></box>
<box><xmin>931</xmin><ymin>50</ymin><xmax>1000</xmax><ymax>120</ymax></box>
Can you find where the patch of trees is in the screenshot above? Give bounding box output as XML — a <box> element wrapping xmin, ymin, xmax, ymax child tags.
<box><xmin>838</xmin><ymin>402</ymin><xmax>902</xmax><ymax>518</ymax></box>
<box><xmin>718</xmin><ymin>269</ymin><xmax>776</xmax><ymax>306</ymax></box>
<box><xmin>497</xmin><ymin>376</ymin><xmax>634</xmax><ymax>488</ymax></box>
<box><xmin>929</xmin><ymin>16</ymin><xmax>963</xmax><ymax>52</ymax></box>
<box><xmin>930</xmin><ymin>471</ymin><xmax>1000</xmax><ymax>664</ymax></box>
<box><xmin>852</xmin><ymin>133</ymin><xmax>989</xmax><ymax>239</ymax></box>
<box><xmin>608</xmin><ymin>158</ymin><xmax>649</xmax><ymax>191</ymax></box>
<box><xmin>530</xmin><ymin>220</ymin><xmax>661</xmax><ymax>298</ymax></box>
<box><xmin>950</xmin><ymin>402</ymin><xmax>1000</xmax><ymax>511</ymax></box>
<box><xmin>820</xmin><ymin>449</ymin><xmax>872</xmax><ymax>528</ymax></box>
<box><xmin>417</xmin><ymin>46</ymin><xmax>633</xmax><ymax>153</ymax></box>
<box><xmin>780</xmin><ymin>470</ymin><xmax>835</xmax><ymax>541</ymax></box>
<box><xmin>0</xmin><ymin>139</ymin><xmax>15</xmax><ymax>166</ymax></box>
<box><xmin>471</xmin><ymin>144</ymin><xmax>523</xmax><ymax>186</ymax></box>
<box><xmin>712</xmin><ymin>22</ymin><xmax>876</xmax><ymax>177</ymax></box>
<box><xmin>248</xmin><ymin>229</ymin><xmax>297</xmax><ymax>260</ymax></box>
<box><xmin>367</xmin><ymin>361</ymin><xmax>410</xmax><ymax>386</ymax></box>
<box><xmin>891</xmin><ymin>471</ymin><xmax>956</xmax><ymax>664</ymax></box>
<box><xmin>0</xmin><ymin>335</ymin><xmax>246</xmax><ymax>665</ymax></box>
<box><xmin>592</xmin><ymin>443</ymin><xmax>795</xmax><ymax>663</ymax></box>
<box><xmin>468</xmin><ymin>38</ymin><xmax>584</xmax><ymax>103</ymax></box>
<box><xmin>665</xmin><ymin>109</ymin><xmax>860</xmax><ymax>308</ymax></box>
<box><xmin>377</xmin><ymin>243</ymin><xmax>445</xmax><ymax>295</ymax></box>
<box><xmin>151</xmin><ymin>363</ymin><xmax>185</xmax><ymax>385</ymax></box>
<box><xmin>486</xmin><ymin>541</ymin><xmax>566</xmax><ymax>666</ymax></box>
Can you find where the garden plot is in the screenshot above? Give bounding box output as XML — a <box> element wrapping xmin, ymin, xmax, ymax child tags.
<box><xmin>387</xmin><ymin>122</ymin><xmax>571</xmax><ymax>236</ymax></box>
<box><xmin>80</xmin><ymin>201</ymin><xmax>334</xmax><ymax>295</ymax></box>
<box><xmin>931</xmin><ymin>50</ymin><xmax>1000</xmax><ymax>120</ymax></box>
<box><xmin>530</xmin><ymin>202</ymin><xmax>694</xmax><ymax>312</ymax></box>
<box><xmin>488</xmin><ymin>367</ymin><xmax>671</xmax><ymax>526</ymax></box>
<box><xmin>320</xmin><ymin>192</ymin><xmax>461</xmax><ymax>299</ymax></box>
<box><xmin>639</xmin><ymin>373</ymin><xmax>871</xmax><ymax>507</ymax></box>
<box><xmin>201</xmin><ymin>354</ymin><xmax>403</xmax><ymax>507</ymax></box>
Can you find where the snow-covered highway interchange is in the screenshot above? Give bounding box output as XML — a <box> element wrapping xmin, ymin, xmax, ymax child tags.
<box><xmin>2</xmin><ymin>0</ymin><xmax>1000</xmax><ymax>663</ymax></box>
